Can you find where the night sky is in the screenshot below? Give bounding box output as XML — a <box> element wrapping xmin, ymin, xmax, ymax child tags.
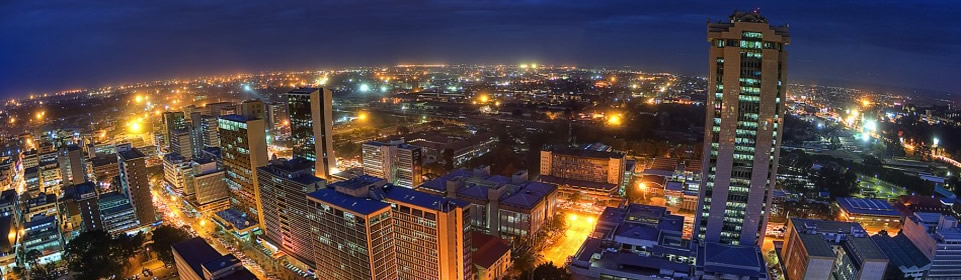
<box><xmin>1</xmin><ymin>0</ymin><xmax>959</xmax><ymax>98</ymax></box>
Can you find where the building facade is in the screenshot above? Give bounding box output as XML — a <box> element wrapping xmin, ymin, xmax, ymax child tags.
<box><xmin>287</xmin><ymin>88</ymin><xmax>335</xmax><ymax>180</ymax></box>
<box><xmin>695</xmin><ymin>10</ymin><xmax>790</xmax><ymax>246</ymax></box>
<box><xmin>218</xmin><ymin>114</ymin><xmax>268</xmax><ymax>227</ymax></box>
<box><xmin>119</xmin><ymin>148</ymin><xmax>155</xmax><ymax>225</ymax></box>
<box><xmin>257</xmin><ymin>157</ymin><xmax>324</xmax><ymax>268</ymax></box>
<box><xmin>362</xmin><ymin>140</ymin><xmax>423</xmax><ymax>188</ymax></box>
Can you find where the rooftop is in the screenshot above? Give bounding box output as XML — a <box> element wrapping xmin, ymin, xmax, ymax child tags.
<box><xmin>287</xmin><ymin>87</ymin><xmax>320</xmax><ymax>95</ymax></box>
<box><xmin>871</xmin><ymin>234</ymin><xmax>930</xmax><ymax>271</ymax></box>
<box><xmin>307</xmin><ymin>187</ymin><xmax>390</xmax><ymax>216</ymax></box>
<box><xmin>472</xmin><ymin>232</ymin><xmax>511</xmax><ymax>269</ymax></box>
<box><xmin>118</xmin><ymin>148</ymin><xmax>145</xmax><ymax>160</ymax></box>
<box><xmin>219</xmin><ymin>114</ymin><xmax>252</xmax><ymax>123</ymax></box>
<box><xmin>172</xmin><ymin>238</ymin><xmax>221</xmax><ymax>279</ymax></box>
<box><xmin>382</xmin><ymin>184</ymin><xmax>468</xmax><ymax>213</ymax></box>
<box><xmin>698</xmin><ymin>242</ymin><xmax>767</xmax><ymax>278</ymax></box>
<box><xmin>837</xmin><ymin>197</ymin><xmax>900</xmax><ymax>216</ymax></box>
<box><xmin>546</xmin><ymin>146</ymin><xmax>625</xmax><ymax>159</ymax></box>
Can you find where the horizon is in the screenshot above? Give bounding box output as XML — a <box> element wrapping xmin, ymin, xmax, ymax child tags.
<box><xmin>2</xmin><ymin>0</ymin><xmax>959</xmax><ymax>98</ymax></box>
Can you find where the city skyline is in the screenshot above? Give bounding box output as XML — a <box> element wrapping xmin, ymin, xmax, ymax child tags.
<box><xmin>2</xmin><ymin>1</ymin><xmax>960</xmax><ymax>98</ymax></box>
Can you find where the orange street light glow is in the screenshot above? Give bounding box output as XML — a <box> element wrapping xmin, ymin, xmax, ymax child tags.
<box><xmin>358</xmin><ymin>112</ymin><xmax>368</xmax><ymax>121</ymax></box>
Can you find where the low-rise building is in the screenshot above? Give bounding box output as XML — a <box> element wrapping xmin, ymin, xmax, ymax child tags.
<box><xmin>780</xmin><ymin>218</ymin><xmax>888</xmax><ymax>280</ymax></box>
<box><xmin>836</xmin><ymin>197</ymin><xmax>902</xmax><ymax>231</ymax></box>
<box><xmin>418</xmin><ymin>168</ymin><xmax>559</xmax><ymax>241</ymax></box>
<box><xmin>901</xmin><ymin>212</ymin><xmax>961</xmax><ymax>279</ymax></box>
<box><xmin>870</xmin><ymin>233</ymin><xmax>930</xmax><ymax>280</ymax></box>
<box><xmin>472</xmin><ymin>232</ymin><xmax>511</xmax><ymax>280</ymax></box>
<box><xmin>172</xmin><ymin>237</ymin><xmax>256</xmax><ymax>280</ymax></box>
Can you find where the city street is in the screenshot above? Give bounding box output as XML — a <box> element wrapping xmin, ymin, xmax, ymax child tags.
<box><xmin>540</xmin><ymin>212</ymin><xmax>597</xmax><ymax>266</ymax></box>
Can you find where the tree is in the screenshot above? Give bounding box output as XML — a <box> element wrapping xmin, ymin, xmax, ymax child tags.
<box><xmin>150</xmin><ymin>225</ymin><xmax>193</xmax><ymax>264</ymax></box>
<box><xmin>24</xmin><ymin>249</ymin><xmax>41</xmax><ymax>268</ymax></box>
<box><xmin>517</xmin><ymin>262</ymin><xmax>573</xmax><ymax>280</ymax></box>
<box><xmin>29</xmin><ymin>263</ymin><xmax>58</xmax><ymax>280</ymax></box>
<box><xmin>511</xmin><ymin>249</ymin><xmax>537</xmax><ymax>279</ymax></box>
<box><xmin>64</xmin><ymin>230</ymin><xmax>143</xmax><ymax>280</ymax></box>
<box><xmin>396</xmin><ymin>125</ymin><xmax>411</xmax><ymax>135</ymax></box>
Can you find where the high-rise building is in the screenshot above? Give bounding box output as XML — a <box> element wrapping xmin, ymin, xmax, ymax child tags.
<box><xmin>306</xmin><ymin>177</ymin><xmax>396</xmax><ymax>280</ymax></box>
<box><xmin>163</xmin><ymin>111</ymin><xmax>187</xmax><ymax>152</ymax></box>
<box><xmin>695</xmin><ymin>10</ymin><xmax>790</xmax><ymax>246</ymax></box>
<box><xmin>257</xmin><ymin>157</ymin><xmax>324</xmax><ymax>269</ymax></box>
<box><xmin>189</xmin><ymin>158</ymin><xmax>229</xmax><ymax>214</ymax></box>
<box><xmin>97</xmin><ymin>191</ymin><xmax>139</xmax><ymax>234</ymax></box>
<box><xmin>538</xmin><ymin>145</ymin><xmax>626</xmax><ymax>204</ymax></box>
<box><xmin>382</xmin><ymin>182</ymin><xmax>473</xmax><ymax>280</ymax></box>
<box><xmin>218</xmin><ymin>114</ymin><xmax>268</xmax><ymax>226</ymax></box>
<box><xmin>198</xmin><ymin>115</ymin><xmax>220</xmax><ymax>149</ymax></box>
<box><xmin>170</xmin><ymin>129</ymin><xmax>194</xmax><ymax>160</ymax></box>
<box><xmin>119</xmin><ymin>147</ymin><xmax>155</xmax><ymax>225</ymax></box>
<box><xmin>237</xmin><ymin>100</ymin><xmax>265</xmax><ymax>120</ymax></box>
<box><xmin>901</xmin><ymin>212</ymin><xmax>961</xmax><ymax>279</ymax></box>
<box><xmin>59</xmin><ymin>145</ymin><xmax>85</xmax><ymax>186</ymax></box>
<box><xmin>163</xmin><ymin>153</ymin><xmax>193</xmax><ymax>193</ymax></box>
<box><xmin>362</xmin><ymin>140</ymin><xmax>423</xmax><ymax>188</ymax></box>
<box><xmin>287</xmin><ymin>88</ymin><xmax>335</xmax><ymax>180</ymax></box>
<box><xmin>206</xmin><ymin>102</ymin><xmax>236</xmax><ymax>117</ymax></box>
<box><xmin>266</xmin><ymin>102</ymin><xmax>287</xmax><ymax>130</ymax></box>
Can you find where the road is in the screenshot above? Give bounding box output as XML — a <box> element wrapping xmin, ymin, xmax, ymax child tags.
<box><xmin>540</xmin><ymin>212</ymin><xmax>597</xmax><ymax>266</ymax></box>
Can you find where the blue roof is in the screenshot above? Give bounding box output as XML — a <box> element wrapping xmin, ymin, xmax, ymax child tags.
<box><xmin>500</xmin><ymin>181</ymin><xmax>556</xmax><ymax>209</ymax></box>
<box><xmin>216</xmin><ymin>208</ymin><xmax>256</xmax><ymax>229</ymax></box>
<box><xmin>307</xmin><ymin>188</ymin><xmax>390</xmax><ymax>215</ymax></box>
<box><xmin>172</xmin><ymin>238</ymin><xmax>221</xmax><ymax>278</ymax></box>
<box><xmin>418</xmin><ymin>169</ymin><xmax>557</xmax><ymax>210</ymax></box>
<box><xmin>837</xmin><ymin>197</ymin><xmax>899</xmax><ymax>216</ymax></box>
<box><xmin>539</xmin><ymin>175</ymin><xmax>617</xmax><ymax>191</ymax></box>
<box><xmin>328</xmin><ymin>175</ymin><xmax>383</xmax><ymax>190</ymax></box>
<box><xmin>219</xmin><ymin>114</ymin><xmax>251</xmax><ymax>123</ymax></box>
<box><xmin>699</xmin><ymin>242</ymin><xmax>766</xmax><ymax>277</ymax></box>
<box><xmin>383</xmin><ymin>185</ymin><xmax>469</xmax><ymax>212</ymax></box>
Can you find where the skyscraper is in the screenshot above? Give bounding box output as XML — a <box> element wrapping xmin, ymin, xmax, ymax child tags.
<box><xmin>119</xmin><ymin>147</ymin><xmax>155</xmax><ymax>226</ymax></box>
<box><xmin>306</xmin><ymin>176</ymin><xmax>396</xmax><ymax>280</ymax></box>
<box><xmin>257</xmin><ymin>157</ymin><xmax>324</xmax><ymax>269</ymax></box>
<box><xmin>163</xmin><ymin>111</ymin><xmax>187</xmax><ymax>152</ymax></box>
<box><xmin>362</xmin><ymin>140</ymin><xmax>423</xmax><ymax>188</ymax></box>
<box><xmin>218</xmin><ymin>114</ymin><xmax>268</xmax><ymax>226</ymax></box>
<box><xmin>287</xmin><ymin>88</ymin><xmax>335</xmax><ymax>180</ymax></box>
<box><xmin>695</xmin><ymin>10</ymin><xmax>790</xmax><ymax>246</ymax></box>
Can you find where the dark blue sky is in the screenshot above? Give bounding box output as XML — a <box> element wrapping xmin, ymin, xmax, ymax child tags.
<box><xmin>1</xmin><ymin>0</ymin><xmax>959</xmax><ymax>98</ymax></box>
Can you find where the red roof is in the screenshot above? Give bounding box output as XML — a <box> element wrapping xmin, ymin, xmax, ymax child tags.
<box><xmin>472</xmin><ymin>232</ymin><xmax>511</xmax><ymax>269</ymax></box>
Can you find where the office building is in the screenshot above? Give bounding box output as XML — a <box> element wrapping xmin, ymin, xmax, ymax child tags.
<box><xmin>218</xmin><ymin>114</ymin><xmax>268</xmax><ymax>226</ymax></box>
<box><xmin>0</xmin><ymin>190</ymin><xmax>18</xmax><ymax>220</ymax></box>
<box><xmin>21</xmin><ymin>215</ymin><xmax>64</xmax><ymax>265</ymax></box>
<box><xmin>170</xmin><ymin>129</ymin><xmax>195</xmax><ymax>160</ymax></box>
<box><xmin>901</xmin><ymin>212</ymin><xmax>961</xmax><ymax>279</ymax></box>
<box><xmin>206</xmin><ymin>102</ymin><xmax>236</xmax><ymax>117</ymax></box>
<box><xmin>0</xmin><ymin>216</ymin><xmax>18</xmax><ymax>275</ymax></box>
<box><xmin>189</xmin><ymin>158</ymin><xmax>229</xmax><ymax>214</ymax></box>
<box><xmin>98</xmin><ymin>191</ymin><xmax>139</xmax><ymax>235</ymax></box>
<box><xmin>418</xmin><ymin>168</ymin><xmax>559</xmax><ymax>240</ymax></box>
<box><xmin>870</xmin><ymin>233</ymin><xmax>930</xmax><ymax>280</ymax></box>
<box><xmin>695</xmin><ymin>10</ymin><xmax>791</xmax><ymax>246</ymax></box>
<box><xmin>693</xmin><ymin>242</ymin><xmax>769</xmax><ymax>279</ymax></box>
<box><xmin>163</xmin><ymin>152</ymin><xmax>193</xmax><ymax>192</ymax></box>
<box><xmin>780</xmin><ymin>218</ymin><xmax>888</xmax><ymax>280</ymax></box>
<box><xmin>570</xmin><ymin>204</ymin><xmax>694</xmax><ymax>279</ymax></box>
<box><xmin>172</xmin><ymin>237</ymin><xmax>256</xmax><ymax>280</ymax></box>
<box><xmin>362</xmin><ymin>140</ymin><xmax>423</xmax><ymax>188</ymax></box>
<box><xmin>91</xmin><ymin>152</ymin><xmax>120</xmax><ymax>189</ymax></box>
<box><xmin>59</xmin><ymin>145</ymin><xmax>85</xmax><ymax>185</ymax></box>
<box><xmin>287</xmin><ymin>88</ymin><xmax>335</xmax><ymax>180</ymax></box>
<box><xmin>163</xmin><ymin>111</ymin><xmax>187</xmax><ymax>151</ymax></box>
<box><xmin>257</xmin><ymin>157</ymin><xmax>324</xmax><ymax>269</ymax></box>
<box><xmin>382</xmin><ymin>179</ymin><xmax>472</xmax><ymax>280</ymax></box>
<box><xmin>119</xmin><ymin>148</ymin><xmax>155</xmax><ymax>225</ymax></box>
<box><xmin>539</xmin><ymin>145</ymin><xmax>626</xmax><ymax>205</ymax></box>
<box><xmin>306</xmin><ymin>176</ymin><xmax>396</xmax><ymax>280</ymax></box>
<box><xmin>197</xmin><ymin>114</ymin><xmax>221</xmax><ymax>149</ymax></box>
<box><xmin>59</xmin><ymin>182</ymin><xmax>102</xmax><ymax>240</ymax></box>
<box><xmin>237</xmin><ymin>99</ymin><xmax>265</xmax><ymax>120</ymax></box>
<box><xmin>266</xmin><ymin>102</ymin><xmax>287</xmax><ymax>130</ymax></box>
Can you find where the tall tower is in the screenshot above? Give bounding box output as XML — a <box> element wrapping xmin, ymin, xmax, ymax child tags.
<box><xmin>695</xmin><ymin>10</ymin><xmax>789</xmax><ymax>246</ymax></box>
<box><xmin>218</xmin><ymin>114</ymin><xmax>268</xmax><ymax>226</ymax></box>
<box><xmin>119</xmin><ymin>147</ymin><xmax>155</xmax><ymax>225</ymax></box>
<box><xmin>286</xmin><ymin>88</ymin><xmax>335</xmax><ymax>180</ymax></box>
